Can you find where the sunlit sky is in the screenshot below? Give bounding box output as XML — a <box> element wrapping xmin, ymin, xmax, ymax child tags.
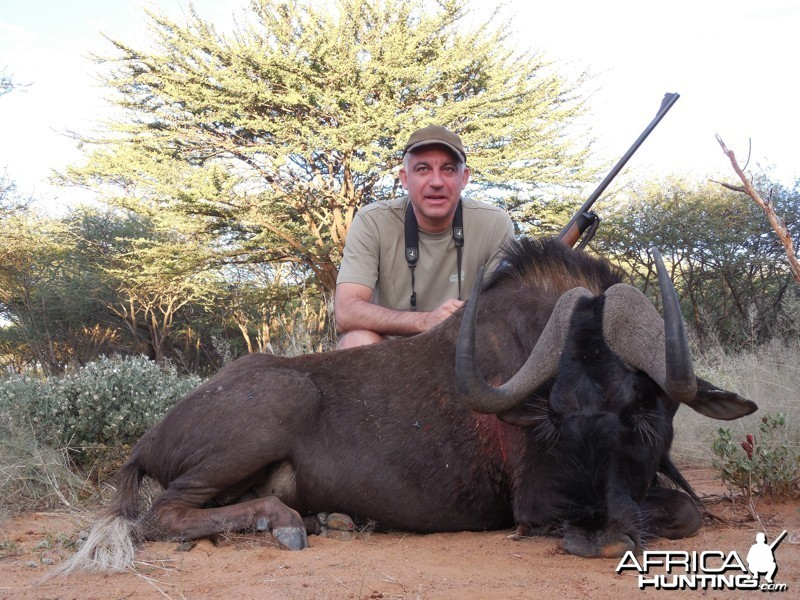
<box><xmin>1</xmin><ymin>0</ymin><xmax>798</xmax><ymax>213</ymax></box>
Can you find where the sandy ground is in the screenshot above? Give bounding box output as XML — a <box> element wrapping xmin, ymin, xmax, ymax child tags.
<box><xmin>2</xmin><ymin>469</ymin><xmax>798</xmax><ymax>600</ymax></box>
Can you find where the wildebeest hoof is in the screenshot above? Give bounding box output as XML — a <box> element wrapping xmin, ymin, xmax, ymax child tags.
<box><xmin>256</xmin><ymin>517</ymin><xmax>270</xmax><ymax>532</ymax></box>
<box><xmin>562</xmin><ymin>527</ymin><xmax>635</xmax><ymax>558</ymax></box>
<box><xmin>273</xmin><ymin>527</ymin><xmax>309</xmax><ymax>550</ymax></box>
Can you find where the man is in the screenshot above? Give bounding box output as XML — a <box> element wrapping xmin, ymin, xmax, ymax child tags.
<box><xmin>335</xmin><ymin>125</ymin><xmax>515</xmax><ymax>349</ymax></box>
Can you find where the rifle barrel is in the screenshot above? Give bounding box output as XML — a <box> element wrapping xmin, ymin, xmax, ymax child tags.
<box><xmin>769</xmin><ymin>530</ymin><xmax>788</xmax><ymax>550</ymax></box>
<box><xmin>557</xmin><ymin>92</ymin><xmax>680</xmax><ymax>245</ymax></box>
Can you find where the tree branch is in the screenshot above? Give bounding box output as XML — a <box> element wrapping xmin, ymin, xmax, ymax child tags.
<box><xmin>715</xmin><ymin>134</ymin><xmax>800</xmax><ymax>285</ymax></box>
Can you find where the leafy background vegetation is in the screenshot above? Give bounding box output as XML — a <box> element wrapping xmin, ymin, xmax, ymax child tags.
<box><xmin>0</xmin><ymin>0</ymin><xmax>798</xmax><ymax>515</ymax></box>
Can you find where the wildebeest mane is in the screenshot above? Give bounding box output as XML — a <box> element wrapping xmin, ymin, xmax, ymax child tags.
<box><xmin>488</xmin><ymin>237</ymin><xmax>624</xmax><ymax>297</ymax></box>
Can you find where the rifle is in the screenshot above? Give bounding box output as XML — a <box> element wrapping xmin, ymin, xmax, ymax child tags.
<box><xmin>769</xmin><ymin>530</ymin><xmax>788</xmax><ymax>551</ymax></box>
<box><xmin>557</xmin><ymin>92</ymin><xmax>680</xmax><ymax>249</ymax></box>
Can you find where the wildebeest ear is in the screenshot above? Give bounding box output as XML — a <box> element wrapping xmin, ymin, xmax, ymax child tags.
<box><xmin>682</xmin><ymin>377</ymin><xmax>758</xmax><ymax>420</ymax></box>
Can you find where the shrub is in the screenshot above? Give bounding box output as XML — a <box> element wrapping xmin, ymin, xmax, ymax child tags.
<box><xmin>0</xmin><ymin>354</ymin><xmax>200</xmax><ymax>455</ymax></box>
<box><xmin>711</xmin><ymin>413</ymin><xmax>800</xmax><ymax>500</ymax></box>
<box><xmin>0</xmin><ymin>355</ymin><xmax>200</xmax><ymax>512</ymax></box>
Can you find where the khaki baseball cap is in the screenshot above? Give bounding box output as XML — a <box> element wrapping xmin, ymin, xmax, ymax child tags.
<box><xmin>403</xmin><ymin>125</ymin><xmax>466</xmax><ymax>163</ymax></box>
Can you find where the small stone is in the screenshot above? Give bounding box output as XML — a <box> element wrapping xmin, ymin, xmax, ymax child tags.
<box><xmin>175</xmin><ymin>541</ymin><xmax>197</xmax><ymax>552</ymax></box>
<box><xmin>325</xmin><ymin>513</ymin><xmax>355</xmax><ymax>531</ymax></box>
<box><xmin>324</xmin><ymin>530</ymin><xmax>354</xmax><ymax>541</ymax></box>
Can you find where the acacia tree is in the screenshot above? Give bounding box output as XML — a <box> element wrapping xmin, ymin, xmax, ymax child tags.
<box><xmin>0</xmin><ymin>210</ymin><xmax>120</xmax><ymax>374</ymax></box>
<box><xmin>99</xmin><ymin>228</ymin><xmax>222</xmax><ymax>363</ymax></box>
<box><xmin>0</xmin><ymin>204</ymin><xmax>223</xmax><ymax>373</ymax></box>
<box><xmin>58</xmin><ymin>0</ymin><xmax>591</xmax><ymax>303</ymax></box>
<box><xmin>0</xmin><ymin>212</ymin><xmax>67</xmax><ymax>374</ymax></box>
<box><xmin>597</xmin><ymin>176</ymin><xmax>798</xmax><ymax>348</ymax></box>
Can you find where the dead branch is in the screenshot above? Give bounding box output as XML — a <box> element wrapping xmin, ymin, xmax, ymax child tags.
<box><xmin>715</xmin><ymin>134</ymin><xmax>800</xmax><ymax>285</ymax></box>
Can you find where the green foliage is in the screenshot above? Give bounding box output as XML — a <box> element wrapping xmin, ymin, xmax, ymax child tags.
<box><xmin>0</xmin><ymin>170</ymin><xmax>27</xmax><ymax>217</ymax></box>
<box><xmin>0</xmin><ymin>207</ymin><xmax>123</xmax><ymax>374</ymax></box>
<box><xmin>711</xmin><ymin>413</ymin><xmax>800</xmax><ymax>500</ymax></box>
<box><xmin>0</xmin><ymin>354</ymin><xmax>199</xmax><ymax>512</ymax></box>
<box><xmin>59</xmin><ymin>0</ymin><xmax>591</xmax><ymax>297</ymax></box>
<box><xmin>597</xmin><ymin>175</ymin><xmax>800</xmax><ymax>350</ymax></box>
<box><xmin>0</xmin><ymin>355</ymin><xmax>200</xmax><ymax>452</ymax></box>
<box><xmin>0</xmin><ymin>204</ymin><xmax>230</xmax><ymax>373</ymax></box>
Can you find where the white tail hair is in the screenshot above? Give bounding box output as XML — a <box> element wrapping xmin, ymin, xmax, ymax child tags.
<box><xmin>55</xmin><ymin>514</ymin><xmax>136</xmax><ymax>575</ymax></box>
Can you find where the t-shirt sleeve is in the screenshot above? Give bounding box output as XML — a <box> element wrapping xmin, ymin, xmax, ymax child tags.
<box><xmin>336</xmin><ymin>210</ymin><xmax>381</xmax><ymax>289</ymax></box>
<box><xmin>484</xmin><ymin>211</ymin><xmax>515</xmax><ymax>273</ymax></box>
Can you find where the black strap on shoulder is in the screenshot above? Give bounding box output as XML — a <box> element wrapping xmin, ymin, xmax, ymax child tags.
<box><xmin>453</xmin><ymin>200</ymin><xmax>464</xmax><ymax>301</ymax></box>
<box><xmin>404</xmin><ymin>202</ymin><xmax>419</xmax><ymax>310</ymax></box>
<box><xmin>404</xmin><ymin>199</ymin><xmax>464</xmax><ymax>311</ymax></box>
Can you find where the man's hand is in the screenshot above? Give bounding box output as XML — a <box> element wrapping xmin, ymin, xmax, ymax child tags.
<box><xmin>334</xmin><ymin>283</ymin><xmax>465</xmax><ymax>349</ymax></box>
<box><xmin>422</xmin><ymin>298</ymin><xmax>464</xmax><ymax>331</ymax></box>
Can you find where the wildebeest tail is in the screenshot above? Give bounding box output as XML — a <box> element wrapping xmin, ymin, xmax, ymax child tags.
<box><xmin>54</xmin><ymin>461</ymin><xmax>144</xmax><ymax>575</ymax></box>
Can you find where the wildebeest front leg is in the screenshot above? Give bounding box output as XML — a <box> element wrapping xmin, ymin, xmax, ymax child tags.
<box><xmin>142</xmin><ymin>491</ymin><xmax>308</xmax><ymax>550</ymax></box>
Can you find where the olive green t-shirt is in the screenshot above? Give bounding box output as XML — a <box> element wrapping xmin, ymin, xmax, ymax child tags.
<box><xmin>337</xmin><ymin>196</ymin><xmax>515</xmax><ymax>312</ymax></box>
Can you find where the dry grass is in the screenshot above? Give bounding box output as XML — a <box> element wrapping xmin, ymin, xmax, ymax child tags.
<box><xmin>0</xmin><ymin>421</ymin><xmax>95</xmax><ymax>516</ymax></box>
<box><xmin>672</xmin><ymin>337</ymin><xmax>800</xmax><ymax>467</ymax></box>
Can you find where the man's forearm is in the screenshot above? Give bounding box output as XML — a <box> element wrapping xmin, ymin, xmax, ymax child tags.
<box><xmin>336</xmin><ymin>298</ymin><xmax>429</xmax><ymax>336</ymax></box>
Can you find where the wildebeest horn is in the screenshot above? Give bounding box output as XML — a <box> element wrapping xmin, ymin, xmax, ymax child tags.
<box><xmin>456</xmin><ymin>266</ymin><xmax>593</xmax><ymax>414</ymax></box>
<box><xmin>601</xmin><ymin>248</ymin><xmax>697</xmax><ymax>403</ymax></box>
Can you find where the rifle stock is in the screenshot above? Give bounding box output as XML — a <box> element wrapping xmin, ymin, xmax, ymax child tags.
<box><xmin>559</xmin><ymin>210</ymin><xmax>600</xmax><ymax>250</ymax></box>
<box><xmin>557</xmin><ymin>92</ymin><xmax>680</xmax><ymax>248</ymax></box>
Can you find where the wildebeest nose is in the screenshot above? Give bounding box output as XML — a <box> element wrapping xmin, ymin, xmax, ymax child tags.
<box><xmin>562</xmin><ymin>526</ymin><xmax>636</xmax><ymax>558</ymax></box>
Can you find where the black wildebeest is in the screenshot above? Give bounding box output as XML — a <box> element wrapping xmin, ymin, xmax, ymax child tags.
<box><xmin>62</xmin><ymin>238</ymin><xmax>756</xmax><ymax>572</ymax></box>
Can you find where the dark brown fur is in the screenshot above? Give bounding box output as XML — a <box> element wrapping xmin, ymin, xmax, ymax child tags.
<box><xmin>67</xmin><ymin>239</ymin><xmax>756</xmax><ymax>570</ymax></box>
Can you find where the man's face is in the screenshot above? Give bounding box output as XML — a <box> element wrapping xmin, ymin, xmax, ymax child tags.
<box><xmin>399</xmin><ymin>146</ymin><xmax>470</xmax><ymax>233</ymax></box>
